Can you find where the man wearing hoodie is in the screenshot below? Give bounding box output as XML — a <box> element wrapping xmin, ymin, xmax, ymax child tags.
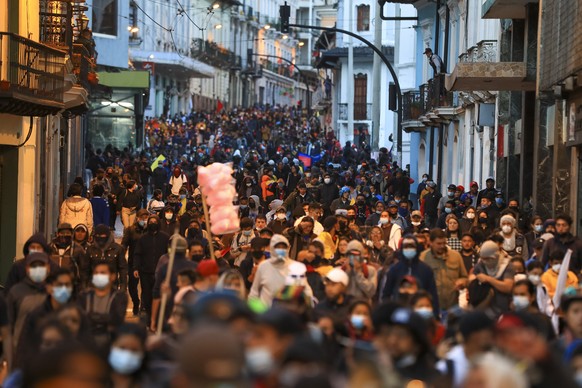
<box><xmin>85</xmin><ymin>224</ymin><xmax>127</xmax><ymax>291</ymax></box>
<box><xmin>121</xmin><ymin>209</ymin><xmax>149</xmax><ymax>315</ymax></box>
<box><xmin>59</xmin><ymin>183</ymin><xmax>94</xmax><ymax>234</ymax></box>
<box><xmin>160</xmin><ymin>205</ymin><xmax>178</xmax><ymax>235</ymax></box>
<box><xmin>319</xmin><ymin>173</ymin><xmax>339</xmax><ymax>216</ymax></box>
<box><xmin>134</xmin><ymin>215</ymin><xmax>170</xmax><ymax>324</ymax></box>
<box><xmin>541</xmin><ymin>214</ymin><xmax>582</xmax><ymax>273</ymax></box>
<box><xmin>7</xmin><ymin>252</ymin><xmax>51</xmax><ymax>350</ymax></box>
<box><xmin>49</xmin><ymin>223</ymin><xmax>83</xmax><ymax>286</ymax></box>
<box><xmin>4</xmin><ymin>233</ymin><xmax>58</xmax><ymax>293</ymax></box>
<box><xmin>380</xmin><ymin>235</ymin><xmax>440</xmax><ymax>313</ymax></box>
<box><xmin>249</xmin><ymin>234</ymin><xmax>313</xmax><ymax>306</ymax></box>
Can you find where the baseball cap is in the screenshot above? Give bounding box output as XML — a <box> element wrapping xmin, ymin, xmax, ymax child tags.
<box><xmin>26</xmin><ymin>252</ymin><xmax>49</xmax><ymax>265</ymax></box>
<box><xmin>470</xmin><ymin>181</ymin><xmax>479</xmax><ymax>188</ymax></box>
<box><xmin>387</xmin><ymin>200</ymin><xmax>398</xmax><ymax>208</ymax></box>
<box><xmin>325</xmin><ymin>268</ymin><xmax>349</xmax><ymax>286</ymax></box>
<box><xmin>486</xmin><ymin>176</ymin><xmax>495</xmax><ymax>182</ymax></box>
<box><xmin>197</xmin><ymin>260</ymin><xmax>219</xmax><ymax>277</ymax></box>
<box><xmin>456</xmin><ymin>185</ymin><xmax>465</xmax><ymax>192</ymax></box>
<box><xmin>57</xmin><ymin>223</ymin><xmax>73</xmax><ymax>231</ymax></box>
<box><xmin>447</xmin><ymin>184</ymin><xmax>456</xmax><ymax>190</ymax></box>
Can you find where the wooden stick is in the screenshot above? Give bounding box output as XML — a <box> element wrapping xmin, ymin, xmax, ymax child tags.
<box><xmin>201</xmin><ymin>191</ymin><xmax>216</xmax><ymax>261</ymax></box>
<box><xmin>156</xmin><ymin>228</ymin><xmax>179</xmax><ymax>336</ymax></box>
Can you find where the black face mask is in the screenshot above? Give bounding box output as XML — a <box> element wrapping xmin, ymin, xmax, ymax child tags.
<box><xmin>357</xmin><ymin>200</ymin><xmax>365</xmax><ymax>206</ymax></box>
<box><xmin>94</xmin><ymin>236</ymin><xmax>108</xmax><ymax>247</ymax></box>
<box><xmin>249</xmin><ymin>202</ymin><xmax>256</xmax><ymax>209</ymax></box>
<box><xmin>312</xmin><ymin>255</ymin><xmax>322</xmax><ymax>267</ymax></box>
<box><xmin>478</xmin><ymin>217</ymin><xmax>488</xmax><ymax>224</ymax></box>
<box><xmin>339</xmin><ymin>222</ymin><xmax>348</xmax><ymax>231</ymax></box>
<box><xmin>57</xmin><ymin>236</ymin><xmax>72</xmax><ymax>248</ymax></box>
<box><xmin>148</xmin><ymin>223</ymin><xmax>160</xmax><ymax>232</ymax></box>
<box><xmin>251</xmin><ymin>250</ymin><xmax>264</xmax><ymax>260</ymax></box>
<box><xmin>188</xmin><ymin>228</ymin><xmax>200</xmax><ymax>237</ymax></box>
<box><xmin>191</xmin><ymin>254</ymin><xmax>205</xmax><ymax>262</ymax></box>
<box><xmin>509</xmin><ymin>206</ymin><xmax>519</xmax><ymax>212</ymax></box>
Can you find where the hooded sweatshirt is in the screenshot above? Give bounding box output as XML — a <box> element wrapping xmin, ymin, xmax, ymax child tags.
<box><xmin>5</xmin><ymin>233</ymin><xmax>57</xmax><ymax>293</ymax></box>
<box><xmin>60</xmin><ymin>196</ymin><xmax>94</xmax><ymax>234</ymax></box>
<box><xmin>248</xmin><ymin>234</ymin><xmax>313</xmax><ymax>306</ymax></box>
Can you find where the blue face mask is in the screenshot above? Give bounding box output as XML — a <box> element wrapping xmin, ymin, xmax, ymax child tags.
<box><xmin>444</xmin><ymin>207</ymin><xmax>452</xmax><ymax>214</ymax></box>
<box><xmin>495</xmin><ymin>198</ymin><xmax>503</xmax><ymax>205</ymax></box>
<box><xmin>402</xmin><ymin>248</ymin><xmax>417</xmax><ymax>259</ymax></box>
<box><xmin>350</xmin><ymin>314</ymin><xmax>366</xmax><ymax>330</ymax></box>
<box><xmin>274</xmin><ymin>248</ymin><xmax>287</xmax><ymax>259</ymax></box>
<box><xmin>138</xmin><ymin>220</ymin><xmax>146</xmax><ymax>228</ymax></box>
<box><xmin>52</xmin><ymin>286</ymin><xmax>72</xmax><ymax>304</ymax></box>
<box><xmin>109</xmin><ymin>347</ymin><xmax>143</xmax><ymax>375</ymax></box>
<box><xmin>264</xmin><ymin>251</ymin><xmax>271</xmax><ymax>259</ymax></box>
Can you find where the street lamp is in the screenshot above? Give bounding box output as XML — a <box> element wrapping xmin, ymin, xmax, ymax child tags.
<box><xmin>298</xmin><ymin>41</ymin><xmax>304</xmax><ymax>47</ymax></box>
<box><xmin>212</xmin><ymin>3</ymin><xmax>220</xmax><ymax>9</ymax></box>
<box><xmin>214</xmin><ymin>24</ymin><xmax>223</xmax><ymax>29</ymax></box>
<box><xmin>264</xmin><ymin>24</ymin><xmax>271</xmax><ymax>30</ymax></box>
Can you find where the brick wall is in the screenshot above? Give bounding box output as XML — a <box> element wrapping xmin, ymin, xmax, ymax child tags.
<box><xmin>539</xmin><ymin>0</ymin><xmax>582</xmax><ymax>91</ymax></box>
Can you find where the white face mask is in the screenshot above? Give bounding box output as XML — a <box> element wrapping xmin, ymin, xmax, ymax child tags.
<box><xmin>324</xmin><ymin>178</ymin><xmax>331</xmax><ymax>184</ymax></box>
<box><xmin>466</xmin><ymin>212</ymin><xmax>475</xmax><ymax>219</ymax></box>
<box><xmin>246</xmin><ymin>347</ymin><xmax>274</xmax><ymax>375</ymax></box>
<box><xmin>501</xmin><ymin>225</ymin><xmax>512</xmax><ymax>234</ymax></box>
<box><xmin>411</xmin><ymin>221</ymin><xmax>421</xmax><ymax>226</ymax></box>
<box><xmin>29</xmin><ymin>266</ymin><xmax>48</xmax><ymax>283</ymax></box>
<box><xmin>165</xmin><ymin>213</ymin><xmax>173</xmax><ymax>220</ymax></box>
<box><xmin>92</xmin><ymin>273</ymin><xmax>110</xmax><ymax>289</ymax></box>
<box><xmin>276</xmin><ymin>213</ymin><xmax>286</xmax><ymax>220</ymax></box>
<box><xmin>512</xmin><ymin>295</ymin><xmax>530</xmax><ymax>311</ymax></box>
<box><xmin>379</xmin><ymin>217</ymin><xmax>389</xmax><ymax>225</ymax></box>
<box><xmin>552</xmin><ymin>264</ymin><xmax>561</xmax><ymax>273</ymax></box>
<box><xmin>528</xmin><ymin>274</ymin><xmax>541</xmax><ymax>285</ymax></box>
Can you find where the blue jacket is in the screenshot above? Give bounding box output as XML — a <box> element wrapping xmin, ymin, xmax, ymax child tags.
<box><xmin>381</xmin><ymin>254</ymin><xmax>440</xmax><ymax>313</ymax></box>
<box><xmin>90</xmin><ymin>196</ymin><xmax>110</xmax><ymax>226</ymax></box>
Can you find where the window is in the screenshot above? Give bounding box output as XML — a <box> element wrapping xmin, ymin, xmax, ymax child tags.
<box><xmin>92</xmin><ymin>0</ymin><xmax>118</xmax><ymax>35</ymax></box>
<box><xmin>357</xmin><ymin>5</ymin><xmax>370</xmax><ymax>32</ymax></box>
<box><xmin>354</xmin><ymin>73</ymin><xmax>367</xmax><ymax>120</ymax></box>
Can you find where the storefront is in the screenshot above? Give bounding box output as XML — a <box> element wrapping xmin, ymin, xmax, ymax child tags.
<box><xmin>87</xmin><ymin>70</ymin><xmax>150</xmax><ymax>150</ymax></box>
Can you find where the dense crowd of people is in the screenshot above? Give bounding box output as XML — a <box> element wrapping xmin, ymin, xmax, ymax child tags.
<box><xmin>4</xmin><ymin>106</ymin><xmax>582</xmax><ymax>387</ymax></box>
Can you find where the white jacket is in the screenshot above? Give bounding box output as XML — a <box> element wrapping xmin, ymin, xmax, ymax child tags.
<box><xmin>59</xmin><ymin>196</ymin><xmax>94</xmax><ymax>234</ymax></box>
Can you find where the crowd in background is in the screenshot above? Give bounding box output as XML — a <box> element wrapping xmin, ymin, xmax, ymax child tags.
<box><xmin>3</xmin><ymin>106</ymin><xmax>582</xmax><ymax>387</ymax></box>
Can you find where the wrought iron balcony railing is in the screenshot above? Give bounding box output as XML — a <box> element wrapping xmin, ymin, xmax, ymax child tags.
<box><xmin>402</xmin><ymin>90</ymin><xmax>422</xmax><ymax>121</ymax></box>
<box><xmin>0</xmin><ymin>32</ymin><xmax>67</xmax><ymax>115</ymax></box>
<box><xmin>338</xmin><ymin>103</ymin><xmax>372</xmax><ymax>121</ymax></box>
<box><xmin>191</xmin><ymin>38</ymin><xmax>242</xmax><ymax>70</ymax></box>
<box><xmin>419</xmin><ymin>74</ymin><xmax>453</xmax><ymax>114</ymax></box>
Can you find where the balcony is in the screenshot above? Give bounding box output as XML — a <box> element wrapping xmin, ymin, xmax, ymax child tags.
<box><xmin>401</xmin><ymin>90</ymin><xmax>426</xmax><ymax>132</ymax></box>
<box><xmin>0</xmin><ymin>32</ymin><xmax>67</xmax><ymax>116</ymax></box>
<box><xmin>415</xmin><ymin>74</ymin><xmax>455</xmax><ymax>126</ymax></box>
<box><xmin>482</xmin><ymin>0</ymin><xmax>529</xmax><ymax>19</ymax></box>
<box><xmin>338</xmin><ymin>103</ymin><xmax>372</xmax><ymax>121</ymax></box>
<box><xmin>191</xmin><ymin>38</ymin><xmax>243</xmax><ymax>71</ymax></box>
<box><xmin>260</xmin><ymin>59</ymin><xmax>295</xmax><ymax>78</ymax></box>
<box><xmin>446</xmin><ymin>40</ymin><xmax>535</xmax><ymax>92</ymax></box>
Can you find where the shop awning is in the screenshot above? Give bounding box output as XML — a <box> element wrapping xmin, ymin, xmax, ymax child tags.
<box><xmin>97</xmin><ymin>70</ymin><xmax>150</xmax><ymax>89</ymax></box>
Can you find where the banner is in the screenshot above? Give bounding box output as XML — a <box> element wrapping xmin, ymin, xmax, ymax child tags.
<box><xmin>150</xmin><ymin>154</ymin><xmax>166</xmax><ymax>171</ymax></box>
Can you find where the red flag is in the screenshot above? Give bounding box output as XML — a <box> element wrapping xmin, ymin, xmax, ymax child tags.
<box><xmin>216</xmin><ymin>100</ymin><xmax>224</xmax><ymax>112</ymax></box>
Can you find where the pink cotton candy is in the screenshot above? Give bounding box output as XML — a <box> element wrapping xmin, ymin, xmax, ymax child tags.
<box><xmin>198</xmin><ymin>163</ymin><xmax>239</xmax><ymax>236</ymax></box>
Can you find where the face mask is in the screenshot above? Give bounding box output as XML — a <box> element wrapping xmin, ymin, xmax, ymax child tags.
<box><xmin>251</xmin><ymin>251</ymin><xmax>264</xmax><ymax>260</ymax></box>
<box><xmin>29</xmin><ymin>266</ymin><xmax>48</xmax><ymax>283</ymax></box>
<box><xmin>92</xmin><ymin>274</ymin><xmax>110</xmax><ymax>289</ymax></box>
<box><xmin>552</xmin><ymin>264</ymin><xmax>561</xmax><ymax>273</ymax></box>
<box><xmin>415</xmin><ymin>307</ymin><xmax>433</xmax><ymax>320</ymax></box>
<box><xmin>357</xmin><ymin>200</ymin><xmax>365</xmax><ymax>206</ymax></box>
<box><xmin>412</xmin><ymin>221</ymin><xmax>421</xmax><ymax>226</ymax></box>
<box><xmin>324</xmin><ymin>178</ymin><xmax>331</xmax><ymax>184</ymax></box>
<box><xmin>188</xmin><ymin>227</ymin><xmax>200</xmax><ymax>237</ymax></box>
<box><xmin>534</xmin><ymin>225</ymin><xmax>543</xmax><ymax>233</ymax></box>
<box><xmin>466</xmin><ymin>213</ymin><xmax>475</xmax><ymax>219</ymax></box>
<box><xmin>246</xmin><ymin>347</ymin><xmax>274</xmax><ymax>376</ymax></box>
<box><xmin>513</xmin><ymin>295</ymin><xmax>530</xmax><ymax>311</ymax></box>
<box><xmin>148</xmin><ymin>223</ymin><xmax>160</xmax><ymax>232</ymax></box>
<box><xmin>528</xmin><ymin>274</ymin><xmax>540</xmax><ymax>285</ymax></box>
<box><xmin>109</xmin><ymin>347</ymin><xmax>143</xmax><ymax>375</ymax></box>
<box><xmin>402</xmin><ymin>248</ymin><xmax>417</xmax><ymax>260</ymax></box>
<box><xmin>395</xmin><ymin>199</ymin><xmax>401</xmax><ymax>204</ymax></box>
<box><xmin>165</xmin><ymin>213</ymin><xmax>173</xmax><ymax>220</ymax></box>
<box><xmin>95</xmin><ymin>236</ymin><xmax>108</xmax><ymax>247</ymax></box>
<box><xmin>53</xmin><ymin>286</ymin><xmax>72</xmax><ymax>304</ymax></box>
<box><xmin>350</xmin><ymin>314</ymin><xmax>366</xmax><ymax>330</ymax></box>
<box><xmin>243</xmin><ymin>230</ymin><xmax>252</xmax><ymax>236</ymax></box>
<box><xmin>447</xmin><ymin>191</ymin><xmax>454</xmax><ymax>197</ymax></box>
<box><xmin>422</xmin><ymin>177</ymin><xmax>427</xmax><ymax>182</ymax></box>
<box><xmin>57</xmin><ymin>236</ymin><xmax>72</xmax><ymax>247</ymax></box>
<box><xmin>138</xmin><ymin>220</ymin><xmax>147</xmax><ymax>228</ymax></box>
<box><xmin>276</xmin><ymin>213</ymin><xmax>286</xmax><ymax>220</ymax></box>
<box><xmin>379</xmin><ymin>217</ymin><xmax>389</xmax><ymax>225</ymax></box>
<box><xmin>274</xmin><ymin>248</ymin><xmax>287</xmax><ymax>260</ymax></box>
<box><xmin>501</xmin><ymin>225</ymin><xmax>512</xmax><ymax>234</ymax></box>
<box><xmin>28</xmin><ymin>248</ymin><xmax>44</xmax><ymax>254</ymax></box>
<box><xmin>191</xmin><ymin>254</ymin><xmax>205</xmax><ymax>262</ymax></box>
<box><xmin>444</xmin><ymin>207</ymin><xmax>452</xmax><ymax>214</ymax></box>
<box><xmin>495</xmin><ymin>198</ymin><xmax>503</xmax><ymax>205</ymax></box>
<box><xmin>246</xmin><ymin>182</ymin><xmax>252</xmax><ymax>187</ymax></box>
<box><xmin>249</xmin><ymin>203</ymin><xmax>256</xmax><ymax>209</ymax></box>
<box><xmin>478</xmin><ymin>217</ymin><xmax>488</xmax><ymax>224</ymax></box>
<box><xmin>481</xmin><ymin>203</ymin><xmax>489</xmax><ymax>208</ymax></box>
